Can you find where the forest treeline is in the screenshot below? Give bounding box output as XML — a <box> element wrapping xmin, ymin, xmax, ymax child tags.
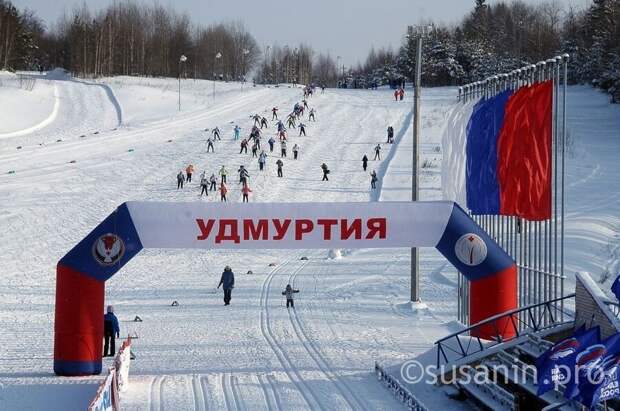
<box><xmin>0</xmin><ymin>0</ymin><xmax>618</xmax><ymax>101</ymax></box>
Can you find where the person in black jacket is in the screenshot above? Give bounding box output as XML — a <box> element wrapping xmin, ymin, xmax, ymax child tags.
<box><xmin>362</xmin><ymin>154</ymin><xmax>368</xmax><ymax>171</ymax></box>
<box><xmin>282</xmin><ymin>284</ymin><xmax>300</xmax><ymax>308</ymax></box>
<box><xmin>217</xmin><ymin>266</ymin><xmax>235</xmax><ymax>305</ymax></box>
<box><xmin>370</xmin><ymin>170</ymin><xmax>378</xmax><ymax>189</ymax></box>
<box><xmin>386</xmin><ymin>126</ymin><xmax>394</xmax><ymax>143</ymax></box>
<box><xmin>321</xmin><ymin>163</ymin><xmax>330</xmax><ymax>181</ymax></box>
<box><xmin>103</xmin><ymin>305</ymin><xmax>120</xmax><ymax>357</ymax></box>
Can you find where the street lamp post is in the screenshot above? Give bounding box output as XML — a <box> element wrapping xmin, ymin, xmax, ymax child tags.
<box><xmin>336</xmin><ymin>56</ymin><xmax>341</xmax><ymax>87</ymax></box>
<box><xmin>213</xmin><ymin>52</ymin><xmax>222</xmax><ymax>99</ymax></box>
<box><xmin>408</xmin><ymin>24</ymin><xmax>432</xmax><ymax>303</ymax></box>
<box><xmin>178</xmin><ymin>54</ymin><xmax>187</xmax><ymax>111</ymax></box>
<box><xmin>242</xmin><ymin>48</ymin><xmax>250</xmax><ymax>90</ymax></box>
<box><xmin>264</xmin><ymin>45</ymin><xmax>271</xmax><ymax>84</ymax></box>
<box><xmin>293</xmin><ymin>48</ymin><xmax>298</xmax><ymax>86</ymax></box>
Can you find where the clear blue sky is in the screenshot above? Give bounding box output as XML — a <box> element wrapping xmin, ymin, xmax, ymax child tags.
<box><xmin>14</xmin><ymin>0</ymin><xmax>582</xmax><ymax>67</ymax></box>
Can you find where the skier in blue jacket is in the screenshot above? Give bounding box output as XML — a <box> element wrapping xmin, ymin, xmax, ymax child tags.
<box><xmin>103</xmin><ymin>305</ymin><xmax>120</xmax><ymax>357</ymax></box>
<box><xmin>217</xmin><ymin>266</ymin><xmax>235</xmax><ymax>305</ymax></box>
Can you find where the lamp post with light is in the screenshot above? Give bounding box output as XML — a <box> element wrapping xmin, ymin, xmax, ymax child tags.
<box><xmin>406</xmin><ymin>24</ymin><xmax>433</xmax><ymax>304</ymax></box>
<box><xmin>213</xmin><ymin>52</ymin><xmax>222</xmax><ymax>99</ymax></box>
<box><xmin>242</xmin><ymin>48</ymin><xmax>250</xmax><ymax>90</ymax></box>
<box><xmin>178</xmin><ymin>54</ymin><xmax>187</xmax><ymax>111</ymax></box>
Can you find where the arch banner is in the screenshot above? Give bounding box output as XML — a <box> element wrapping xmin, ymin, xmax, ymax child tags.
<box><xmin>54</xmin><ymin>201</ymin><xmax>517</xmax><ymax>376</ymax></box>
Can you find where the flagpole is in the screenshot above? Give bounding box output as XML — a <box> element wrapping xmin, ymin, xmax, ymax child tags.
<box><xmin>561</xmin><ymin>54</ymin><xmax>569</xmax><ymax>319</ymax></box>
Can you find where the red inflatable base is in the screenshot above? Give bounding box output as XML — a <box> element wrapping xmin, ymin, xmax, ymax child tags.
<box><xmin>54</xmin><ymin>264</ymin><xmax>104</xmax><ymax>375</ymax></box>
<box><xmin>469</xmin><ymin>264</ymin><xmax>518</xmax><ymax>340</ymax></box>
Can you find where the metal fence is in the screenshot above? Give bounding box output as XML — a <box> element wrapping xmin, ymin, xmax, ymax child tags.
<box><xmin>456</xmin><ymin>55</ymin><xmax>569</xmax><ymax>330</ymax></box>
<box><xmin>0</xmin><ymin>73</ymin><xmax>37</xmax><ymax>91</ymax></box>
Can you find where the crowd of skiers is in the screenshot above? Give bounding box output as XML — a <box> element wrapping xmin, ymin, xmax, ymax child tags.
<box><xmin>173</xmin><ymin>91</ymin><xmax>322</xmax><ymax>201</ymax></box>
<box><xmin>174</xmin><ymin>86</ymin><xmax>395</xmax><ymax>200</ymax></box>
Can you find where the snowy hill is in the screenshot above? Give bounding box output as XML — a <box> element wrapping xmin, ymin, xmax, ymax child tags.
<box><xmin>0</xmin><ymin>74</ymin><xmax>618</xmax><ymax>410</ymax></box>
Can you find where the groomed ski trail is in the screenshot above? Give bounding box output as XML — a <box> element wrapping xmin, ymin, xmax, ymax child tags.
<box><xmin>259</xmin><ymin>254</ymin><xmax>327</xmax><ymax>410</ymax></box>
<box><xmin>286</xmin><ymin>258</ymin><xmax>369</xmax><ymax>411</ymax></box>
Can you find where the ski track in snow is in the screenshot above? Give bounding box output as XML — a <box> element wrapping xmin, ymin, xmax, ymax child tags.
<box><xmin>286</xmin><ymin>257</ymin><xmax>368</xmax><ymax>411</ymax></box>
<box><xmin>190</xmin><ymin>374</ymin><xmax>206</xmax><ymax>411</ymax></box>
<box><xmin>258</xmin><ymin>254</ymin><xmax>326</xmax><ymax>410</ymax></box>
<box><xmin>148</xmin><ymin>375</ymin><xmax>166</xmax><ymax>411</ymax></box>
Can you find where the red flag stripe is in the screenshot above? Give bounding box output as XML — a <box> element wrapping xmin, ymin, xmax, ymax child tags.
<box><xmin>497</xmin><ymin>81</ymin><xmax>553</xmax><ymax>221</ymax></box>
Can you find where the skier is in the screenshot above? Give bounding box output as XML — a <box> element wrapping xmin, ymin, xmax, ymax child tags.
<box><xmin>280</xmin><ymin>140</ymin><xmax>287</xmax><ymax>158</ymax></box>
<box><xmin>298</xmin><ymin>123</ymin><xmax>306</xmax><ymax>136</ymax></box>
<box><xmin>233</xmin><ymin>125</ymin><xmax>241</xmax><ymax>140</ymax></box>
<box><xmin>260</xmin><ymin>116</ymin><xmax>269</xmax><ymax>129</ymax></box>
<box><xmin>219</xmin><ymin>182</ymin><xmax>228</xmax><ymax>202</ymax></box>
<box><xmin>241</xmin><ymin>184</ymin><xmax>252</xmax><ymax>202</ymax></box>
<box><xmin>103</xmin><ymin>305</ymin><xmax>120</xmax><ymax>357</ymax></box>
<box><xmin>308</xmin><ymin>108</ymin><xmax>316</xmax><ymax>121</ymax></box>
<box><xmin>212</xmin><ymin>127</ymin><xmax>221</xmax><ymax>140</ymax></box>
<box><xmin>219</xmin><ymin>165</ymin><xmax>228</xmax><ymax>183</ymax></box>
<box><xmin>258</xmin><ymin>150</ymin><xmax>267</xmax><ymax>171</ymax></box>
<box><xmin>399</xmin><ymin>88</ymin><xmax>405</xmax><ymax>101</ymax></box>
<box><xmin>238</xmin><ymin>165</ymin><xmax>250</xmax><ymax>186</ymax></box>
<box><xmin>387</xmin><ymin>126</ymin><xmax>394</xmax><ymax>144</ymax></box>
<box><xmin>240</xmin><ymin>139</ymin><xmax>248</xmax><ymax>154</ymax></box>
<box><xmin>209</xmin><ymin>173</ymin><xmax>217</xmax><ymax>191</ymax></box>
<box><xmin>186</xmin><ymin>164</ymin><xmax>194</xmax><ymax>182</ymax></box>
<box><xmin>394</xmin><ymin>89</ymin><xmax>399</xmax><ymax>101</ymax></box>
<box><xmin>276</xmin><ymin>120</ymin><xmax>285</xmax><ymax>133</ymax></box>
<box><xmin>374</xmin><ymin>144</ymin><xmax>381</xmax><ymax>160</ymax></box>
<box><xmin>281</xmin><ymin>284</ymin><xmax>300</xmax><ymax>308</ymax></box>
<box><xmin>292</xmin><ymin>144</ymin><xmax>299</xmax><ymax>160</ymax></box>
<box><xmin>206</xmin><ymin>137</ymin><xmax>214</xmax><ymax>153</ymax></box>
<box><xmin>286</xmin><ymin>114</ymin><xmax>296</xmax><ymax>129</ymax></box>
<box><xmin>217</xmin><ymin>266</ymin><xmax>235</xmax><ymax>305</ymax></box>
<box><xmin>177</xmin><ymin>171</ymin><xmax>185</xmax><ymax>189</ymax></box>
<box><xmin>251</xmin><ymin>114</ymin><xmax>261</xmax><ymax>126</ymax></box>
<box><xmin>268</xmin><ymin>136</ymin><xmax>276</xmax><ymax>152</ymax></box>
<box><xmin>200</xmin><ymin>173</ymin><xmax>209</xmax><ymax>197</ymax></box>
<box><xmin>370</xmin><ymin>170</ymin><xmax>378</xmax><ymax>189</ymax></box>
<box><xmin>302</xmin><ymin>99</ymin><xmax>309</xmax><ymax>109</ymax></box>
<box><xmin>321</xmin><ymin>163</ymin><xmax>330</xmax><ymax>181</ymax></box>
<box><xmin>272</xmin><ymin>107</ymin><xmax>278</xmax><ymax>120</ymax></box>
<box><xmin>362</xmin><ymin>154</ymin><xmax>369</xmax><ymax>171</ymax></box>
<box><xmin>276</xmin><ymin>159</ymin><xmax>284</xmax><ymax>177</ymax></box>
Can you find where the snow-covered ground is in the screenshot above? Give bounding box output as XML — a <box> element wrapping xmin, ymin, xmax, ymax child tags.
<box><xmin>0</xmin><ymin>72</ymin><xmax>618</xmax><ymax>410</ymax></box>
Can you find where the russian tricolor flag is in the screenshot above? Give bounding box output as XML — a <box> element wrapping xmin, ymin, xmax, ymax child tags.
<box><xmin>443</xmin><ymin>81</ymin><xmax>553</xmax><ymax>221</ymax></box>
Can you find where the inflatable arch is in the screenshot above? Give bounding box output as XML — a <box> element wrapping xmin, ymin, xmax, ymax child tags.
<box><xmin>54</xmin><ymin>201</ymin><xmax>517</xmax><ymax>376</ymax></box>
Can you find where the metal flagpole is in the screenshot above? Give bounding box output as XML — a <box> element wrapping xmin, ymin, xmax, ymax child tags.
<box><xmin>561</xmin><ymin>54</ymin><xmax>568</xmax><ymax>319</ymax></box>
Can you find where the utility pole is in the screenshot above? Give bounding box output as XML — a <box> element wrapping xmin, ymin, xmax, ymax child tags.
<box><xmin>410</xmin><ymin>25</ymin><xmax>430</xmax><ymax>303</ymax></box>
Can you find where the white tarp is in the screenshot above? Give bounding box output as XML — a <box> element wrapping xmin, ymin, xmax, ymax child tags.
<box><xmin>126</xmin><ymin>201</ymin><xmax>454</xmax><ymax>250</ymax></box>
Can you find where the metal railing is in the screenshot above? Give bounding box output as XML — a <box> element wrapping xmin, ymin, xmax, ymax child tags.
<box><xmin>375</xmin><ymin>362</ymin><xmax>428</xmax><ymax>411</ymax></box>
<box><xmin>436</xmin><ymin>293</ymin><xmax>575</xmax><ymax>368</ymax></box>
